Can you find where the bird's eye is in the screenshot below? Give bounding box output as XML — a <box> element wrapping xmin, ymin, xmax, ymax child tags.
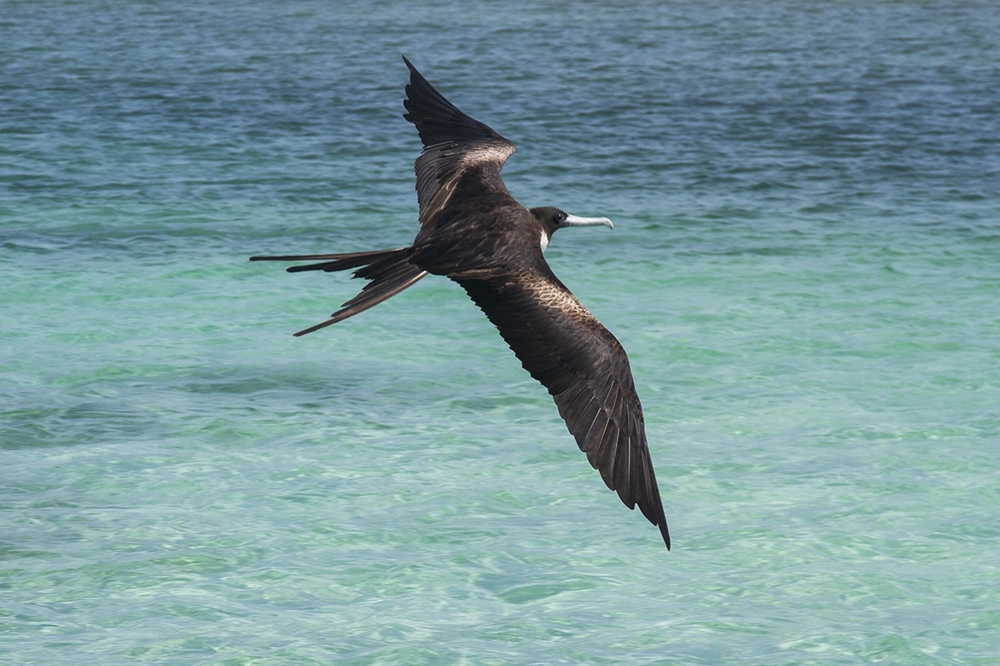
<box><xmin>556</xmin><ymin>213</ymin><xmax>566</xmax><ymax>223</ymax></box>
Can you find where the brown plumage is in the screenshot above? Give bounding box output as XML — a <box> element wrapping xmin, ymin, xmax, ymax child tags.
<box><xmin>251</xmin><ymin>57</ymin><xmax>671</xmax><ymax>549</ymax></box>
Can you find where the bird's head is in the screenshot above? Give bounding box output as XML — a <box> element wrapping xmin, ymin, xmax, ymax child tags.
<box><xmin>530</xmin><ymin>207</ymin><xmax>614</xmax><ymax>252</ymax></box>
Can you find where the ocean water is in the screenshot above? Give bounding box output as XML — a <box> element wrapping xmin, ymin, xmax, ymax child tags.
<box><xmin>2</xmin><ymin>1</ymin><xmax>999</xmax><ymax>663</ymax></box>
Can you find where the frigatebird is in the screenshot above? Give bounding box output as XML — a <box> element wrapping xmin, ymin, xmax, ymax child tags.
<box><xmin>251</xmin><ymin>57</ymin><xmax>671</xmax><ymax>549</ymax></box>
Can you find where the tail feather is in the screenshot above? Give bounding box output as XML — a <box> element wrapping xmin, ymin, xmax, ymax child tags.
<box><xmin>249</xmin><ymin>248</ymin><xmax>428</xmax><ymax>336</ymax></box>
<box><xmin>250</xmin><ymin>249</ymin><xmax>409</xmax><ymax>274</ymax></box>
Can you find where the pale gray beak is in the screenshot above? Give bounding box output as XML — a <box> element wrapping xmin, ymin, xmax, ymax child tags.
<box><xmin>562</xmin><ymin>214</ymin><xmax>614</xmax><ymax>230</ymax></box>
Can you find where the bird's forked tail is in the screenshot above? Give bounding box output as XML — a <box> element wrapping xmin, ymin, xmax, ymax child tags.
<box><xmin>249</xmin><ymin>248</ymin><xmax>428</xmax><ymax>336</ymax></box>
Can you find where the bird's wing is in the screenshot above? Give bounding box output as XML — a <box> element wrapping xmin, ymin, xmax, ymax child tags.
<box><xmin>402</xmin><ymin>57</ymin><xmax>516</xmax><ymax>226</ymax></box>
<box><xmin>455</xmin><ymin>269</ymin><xmax>671</xmax><ymax>549</ymax></box>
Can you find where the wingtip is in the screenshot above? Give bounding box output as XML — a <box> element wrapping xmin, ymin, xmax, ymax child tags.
<box><xmin>401</xmin><ymin>54</ymin><xmax>419</xmax><ymax>77</ymax></box>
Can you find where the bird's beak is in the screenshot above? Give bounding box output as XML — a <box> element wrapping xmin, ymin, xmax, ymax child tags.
<box><xmin>563</xmin><ymin>214</ymin><xmax>614</xmax><ymax>230</ymax></box>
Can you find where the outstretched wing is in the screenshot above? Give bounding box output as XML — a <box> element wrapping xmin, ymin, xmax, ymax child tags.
<box><xmin>456</xmin><ymin>269</ymin><xmax>671</xmax><ymax>549</ymax></box>
<box><xmin>402</xmin><ymin>56</ymin><xmax>516</xmax><ymax>226</ymax></box>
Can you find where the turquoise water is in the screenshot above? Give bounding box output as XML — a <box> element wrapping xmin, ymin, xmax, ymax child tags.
<box><xmin>3</xmin><ymin>1</ymin><xmax>999</xmax><ymax>663</ymax></box>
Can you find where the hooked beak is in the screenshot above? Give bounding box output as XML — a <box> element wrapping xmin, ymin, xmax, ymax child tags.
<box><xmin>562</xmin><ymin>214</ymin><xmax>614</xmax><ymax>230</ymax></box>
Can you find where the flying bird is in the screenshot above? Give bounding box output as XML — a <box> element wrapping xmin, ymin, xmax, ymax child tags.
<box><xmin>251</xmin><ymin>57</ymin><xmax>671</xmax><ymax>549</ymax></box>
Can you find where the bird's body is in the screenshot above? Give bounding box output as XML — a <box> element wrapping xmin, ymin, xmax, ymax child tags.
<box><xmin>251</xmin><ymin>57</ymin><xmax>671</xmax><ymax>549</ymax></box>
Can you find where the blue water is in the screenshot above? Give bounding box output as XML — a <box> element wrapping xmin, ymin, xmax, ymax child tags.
<box><xmin>3</xmin><ymin>1</ymin><xmax>999</xmax><ymax>663</ymax></box>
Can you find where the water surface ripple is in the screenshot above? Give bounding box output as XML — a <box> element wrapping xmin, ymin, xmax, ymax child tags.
<box><xmin>2</xmin><ymin>1</ymin><xmax>999</xmax><ymax>664</ymax></box>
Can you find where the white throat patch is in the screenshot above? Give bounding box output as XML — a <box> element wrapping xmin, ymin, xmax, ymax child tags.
<box><xmin>540</xmin><ymin>232</ymin><xmax>550</xmax><ymax>253</ymax></box>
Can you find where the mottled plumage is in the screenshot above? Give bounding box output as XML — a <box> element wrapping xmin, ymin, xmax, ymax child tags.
<box><xmin>251</xmin><ymin>57</ymin><xmax>671</xmax><ymax>549</ymax></box>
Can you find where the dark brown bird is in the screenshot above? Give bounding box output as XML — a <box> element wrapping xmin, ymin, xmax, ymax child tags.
<box><xmin>251</xmin><ymin>57</ymin><xmax>671</xmax><ymax>549</ymax></box>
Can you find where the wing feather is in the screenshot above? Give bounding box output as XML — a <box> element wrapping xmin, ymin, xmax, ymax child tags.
<box><xmin>456</xmin><ymin>271</ymin><xmax>671</xmax><ymax>549</ymax></box>
<box><xmin>401</xmin><ymin>57</ymin><xmax>516</xmax><ymax>226</ymax></box>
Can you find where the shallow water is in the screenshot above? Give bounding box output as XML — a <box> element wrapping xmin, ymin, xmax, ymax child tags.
<box><xmin>3</xmin><ymin>1</ymin><xmax>999</xmax><ymax>663</ymax></box>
